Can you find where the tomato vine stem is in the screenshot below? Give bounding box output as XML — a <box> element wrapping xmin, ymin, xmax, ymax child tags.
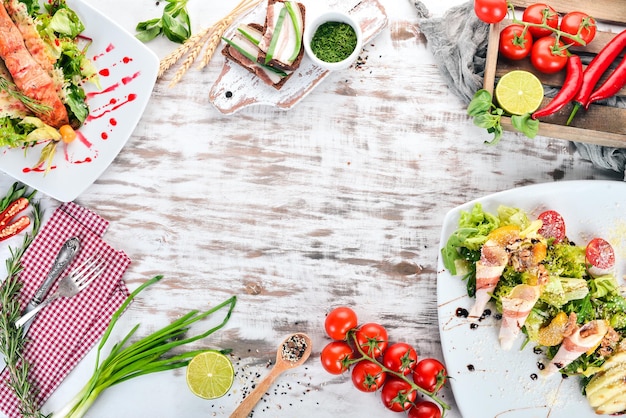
<box><xmin>346</xmin><ymin>331</ymin><xmax>451</xmax><ymax>415</ymax></box>
<box><xmin>505</xmin><ymin>2</ymin><xmax>587</xmax><ymax>47</ymax></box>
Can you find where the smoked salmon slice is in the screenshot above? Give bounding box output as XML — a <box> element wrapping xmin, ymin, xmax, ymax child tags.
<box><xmin>0</xmin><ymin>2</ymin><xmax>68</xmax><ymax>127</ymax></box>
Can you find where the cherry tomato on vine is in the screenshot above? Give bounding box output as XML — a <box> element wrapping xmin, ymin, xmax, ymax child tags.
<box><xmin>560</xmin><ymin>11</ymin><xmax>596</xmax><ymax>46</ymax></box>
<box><xmin>381</xmin><ymin>378</ymin><xmax>417</xmax><ymax>412</ymax></box>
<box><xmin>320</xmin><ymin>341</ymin><xmax>354</xmax><ymax>375</ymax></box>
<box><xmin>530</xmin><ymin>36</ymin><xmax>567</xmax><ymax>74</ymax></box>
<box><xmin>355</xmin><ymin>322</ymin><xmax>388</xmax><ymax>358</ymax></box>
<box><xmin>351</xmin><ymin>360</ymin><xmax>386</xmax><ymax>392</ymax></box>
<box><xmin>408</xmin><ymin>401</ymin><xmax>442</xmax><ymax>418</ymax></box>
<box><xmin>474</xmin><ymin>0</ymin><xmax>508</xmax><ymax>24</ymax></box>
<box><xmin>325</xmin><ymin>306</ymin><xmax>358</xmax><ymax>340</ymax></box>
<box><xmin>382</xmin><ymin>342</ymin><xmax>418</xmax><ymax>375</ymax></box>
<box><xmin>499</xmin><ymin>24</ymin><xmax>533</xmax><ymax>60</ymax></box>
<box><xmin>537</xmin><ymin>210</ymin><xmax>566</xmax><ymax>243</ymax></box>
<box><xmin>413</xmin><ymin>358</ymin><xmax>447</xmax><ymax>393</ymax></box>
<box><xmin>522</xmin><ymin>3</ymin><xmax>559</xmax><ymax>38</ymax></box>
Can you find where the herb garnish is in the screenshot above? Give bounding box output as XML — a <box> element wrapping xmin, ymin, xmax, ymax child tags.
<box><xmin>0</xmin><ymin>184</ymin><xmax>43</xmax><ymax>418</ymax></box>
<box><xmin>135</xmin><ymin>0</ymin><xmax>191</xmax><ymax>44</ymax></box>
<box><xmin>467</xmin><ymin>89</ymin><xmax>539</xmax><ymax>145</ymax></box>
<box><xmin>310</xmin><ymin>22</ymin><xmax>357</xmax><ymax>63</ymax></box>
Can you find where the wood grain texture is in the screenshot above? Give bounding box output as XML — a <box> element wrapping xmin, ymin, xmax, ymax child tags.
<box><xmin>0</xmin><ymin>0</ymin><xmax>624</xmax><ymax>417</ymax></box>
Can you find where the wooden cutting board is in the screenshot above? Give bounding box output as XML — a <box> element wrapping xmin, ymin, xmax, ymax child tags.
<box><xmin>209</xmin><ymin>0</ymin><xmax>388</xmax><ymax>114</ymax></box>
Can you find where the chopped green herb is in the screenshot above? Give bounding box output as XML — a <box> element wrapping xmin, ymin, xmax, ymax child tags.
<box><xmin>310</xmin><ymin>22</ymin><xmax>357</xmax><ymax>63</ymax></box>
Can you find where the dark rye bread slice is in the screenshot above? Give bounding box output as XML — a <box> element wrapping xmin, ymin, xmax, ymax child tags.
<box><xmin>256</xmin><ymin>0</ymin><xmax>306</xmax><ymax>72</ymax></box>
<box><xmin>221</xmin><ymin>23</ymin><xmax>293</xmax><ymax>90</ymax></box>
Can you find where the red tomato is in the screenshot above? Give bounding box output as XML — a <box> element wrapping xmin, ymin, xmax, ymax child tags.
<box><xmin>530</xmin><ymin>37</ymin><xmax>567</xmax><ymax>74</ymax></box>
<box><xmin>499</xmin><ymin>24</ymin><xmax>533</xmax><ymax>60</ymax></box>
<box><xmin>413</xmin><ymin>358</ymin><xmax>447</xmax><ymax>392</ymax></box>
<box><xmin>382</xmin><ymin>342</ymin><xmax>418</xmax><ymax>375</ymax></box>
<box><xmin>537</xmin><ymin>210</ymin><xmax>566</xmax><ymax>243</ymax></box>
<box><xmin>351</xmin><ymin>360</ymin><xmax>386</xmax><ymax>392</ymax></box>
<box><xmin>560</xmin><ymin>11</ymin><xmax>596</xmax><ymax>46</ymax></box>
<box><xmin>408</xmin><ymin>401</ymin><xmax>442</xmax><ymax>418</ymax></box>
<box><xmin>586</xmin><ymin>238</ymin><xmax>615</xmax><ymax>270</ymax></box>
<box><xmin>320</xmin><ymin>341</ymin><xmax>354</xmax><ymax>375</ymax></box>
<box><xmin>474</xmin><ymin>0</ymin><xmax>508</xmax><ymax>24</ymax></box>
<box><xmin>325</xmin><ymin>307</ymin><xmax>358</xmax><ymax>340</ymax></box>
<box><xmin>522</xmin><ymin>3</ymin><xmax>559</xmax><ymax>38</ymax></box>
<box><xmin>355</xmin><ymin>322</ymin><xmax>388</xmax><ymax>358</ymax></box>
<box><xmin>380</xmin><ymin>378</ymin><xmax>417</xmax><ymax>412</ymax></box>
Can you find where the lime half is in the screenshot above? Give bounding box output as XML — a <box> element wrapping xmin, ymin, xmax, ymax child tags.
<box><xmin>495</xmin><ymin>70</ymin><xmax>544</xmax><ymax>115</ymax></box>
<box><xmin>186</xmin><ymin>351</ymin><xmax>234</xmax><ymax>399</ymax></box>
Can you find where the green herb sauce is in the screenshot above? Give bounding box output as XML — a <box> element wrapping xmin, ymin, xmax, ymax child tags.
<box><xmin>310</xmin><ymin>21</ymin><xmax>357</xmax><ymax>63</ymax></box>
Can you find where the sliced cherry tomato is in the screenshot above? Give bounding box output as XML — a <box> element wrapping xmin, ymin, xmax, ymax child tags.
<box><xmin>560</xmin><ymin>11</ymin><xmax>596</xmax><ymax>46</ymax></box>
<box><xmin>320</xmin><ymin>341</ymin><xmax>354</xmax><ymax>375</ymax></box>
<box><xmin>325</xmin><ymin>306</ymin><xmax>358</xmax><ymax>340</ymax></box>
<box><xmin>382</xmin><ymin>342</ymin><xmax>418</xmax><ymax>375</ymax></box>
<box><xmin>355</xmin><ymin>322</ymin><xmax>388</xmax><ymax>358</ymax></box>
<box><xmin>351</xmin><ymin>360</ymin><xmax>386</xmax><ymax>392</ymax></box>
<box><xmin>522</xmin><ymin>3</ymin><xmax>559</xmax><ymax>38</ymax></box>
<box><xmin>408</xmin><ymin>401</ymin><xmax>442</xmax><ymax>418</ymax></box>
<box><xmin>585</xmin><ymin>237</ymin><xmax>615</xmax><ymax>271</ymax></box>
<box><xmin>499</xmin><ymin>24</ymin><xmax>533</xmax><ymax>60</ymax></box>
<box><xmin>537</xmin><ymin>210</ymin><xmax>566</xmax><ymax>244</ymax></box>
<box><xmin>412</xmin><ymin>358</ymin><xmax>447</xmax><ymax>393</ymax></box>
<box><xmin>380</xmin><ymin>378</ymin><xmax>417</xmax><ymax>412</ymax></box>
<box><xmin>530</xmin><ymin>36</ymin><xmax>567</xmax><ymax>74</ymax></box>
<box><xmin>474</xmin><ymin>0</ymin><xmax>508</xmax><ymax>24</ymax></box>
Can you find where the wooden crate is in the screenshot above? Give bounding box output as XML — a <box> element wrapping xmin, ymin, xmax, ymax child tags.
<box><xmin>483</xmin><ymin>0</ymin><xmax>626</xmax><ymax>147</ymax></box>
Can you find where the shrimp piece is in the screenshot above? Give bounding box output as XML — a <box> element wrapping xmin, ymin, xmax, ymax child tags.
<box><xmin>543</xmin><ymin>319</ymin><xmax>610</xmax><ymax>376</ymax></box>
<box><xmin>499</xmin><ymin>284</ymin><xmax>540</xmax><ymax>350</ymax></box>
<box><xmin>0</xmin><ymin>2</ymin><xmax>68</xmax><ymax>127</ymax></box>
<box><xmin>468</xmin><ymin>225</ymin><xmax>520</xmax><ymax>319</ymax></box>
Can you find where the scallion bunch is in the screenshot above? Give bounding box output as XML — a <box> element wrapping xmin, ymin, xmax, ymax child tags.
<box><xmin>55</xmin><ymin>275</ymin><xmax>236</xmax><ymax>418</ymax></box>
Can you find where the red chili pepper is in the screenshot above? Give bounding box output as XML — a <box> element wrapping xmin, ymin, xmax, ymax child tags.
<box><xmin>0</xmin><ymin>197</ymin><xmax>29</xmax><ymax>230</ymax></box>
<box><xmin>585</xmin><ymin>54</ymin><xmax>626</xmax><ymax>107</ymax></box>
<box><xmin>566</xmin><ymin>29</ymin><xmax>626</xmax><ymax>125</ymax></box>
<box><xmin>0</xmin><ymin>216</ymin><xmax>30</xmax><ymax>242</ymax></box>
<box><xmin>532</xmin><ymin>55</ymin><xmax>583</xmax><ymax>120</ymax></box>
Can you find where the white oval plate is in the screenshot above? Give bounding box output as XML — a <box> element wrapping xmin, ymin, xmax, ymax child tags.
<box><xmin>437</xmin><ymin>180</ymin><xmax>626</xmax><ymax>418</ymax></box>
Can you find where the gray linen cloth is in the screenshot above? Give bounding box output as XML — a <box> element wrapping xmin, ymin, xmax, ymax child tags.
<box><xmin>411</xmin><ymin>0</ymin><xmax>626</xmax><ymax>178</ymax></box>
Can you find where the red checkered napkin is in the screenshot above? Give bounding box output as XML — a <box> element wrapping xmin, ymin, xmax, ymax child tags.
<box><xmin>0</xmin><ymin>202</ymin><xmax>131</xmax><ymax>418</ymax></box>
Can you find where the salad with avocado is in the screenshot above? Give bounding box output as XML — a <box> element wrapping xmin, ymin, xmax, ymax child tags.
<box><xmin>442</xmin><ymin>203</ymin><xmax>626</xmax><ymax>415</ymax></box>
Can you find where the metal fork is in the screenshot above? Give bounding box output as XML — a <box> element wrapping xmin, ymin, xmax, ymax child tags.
<box><xmin>15</xmin><ymin>254</ymin><xmax>106</xmax><ymax>328</ymax></box>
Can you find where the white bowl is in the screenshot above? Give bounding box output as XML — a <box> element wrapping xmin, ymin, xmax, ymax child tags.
<box><xmin>303</xmin><ymin>11</ymin><xmax>362</xmax><ymax>71</ymax></box>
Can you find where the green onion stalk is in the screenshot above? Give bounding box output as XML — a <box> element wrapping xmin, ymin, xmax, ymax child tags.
<box><xmin>54</xmin><ymin>276</ymin><xmax>236</xmax><ymax>418</ymax></box>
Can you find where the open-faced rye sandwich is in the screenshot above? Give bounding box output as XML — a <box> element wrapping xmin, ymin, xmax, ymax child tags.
<box><xmin>0</xmin><ymin>0</ymin><xmax>99</xmax><ymax>170</ymax></box>
<box><xmin>221</xmin><ymin>0</ymin><xmax>305</xmax><ymax>90</ymax></box>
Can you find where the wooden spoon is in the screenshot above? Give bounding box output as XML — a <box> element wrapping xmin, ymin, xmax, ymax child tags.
<box><xmin>230</xmin><ymin>333</ymin><xmax>313</xmax><ymax>418</ymax></box>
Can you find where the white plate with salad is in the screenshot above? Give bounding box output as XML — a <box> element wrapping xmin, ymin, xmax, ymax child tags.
<box><xmin>437</xmin><ymin>180</ymin><xmax>626</xmax><ymax>418</ymax></box>
<box><xmin>0</xmin><ymin>0</ymin><xmax>158</xmax><ymax>202</ymax></box>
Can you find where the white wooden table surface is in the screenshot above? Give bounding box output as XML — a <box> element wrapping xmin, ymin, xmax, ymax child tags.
<box><xmin>0</xmin><ymin>0</ymin><xmax>623</xmax><ymax>417</ymax></box>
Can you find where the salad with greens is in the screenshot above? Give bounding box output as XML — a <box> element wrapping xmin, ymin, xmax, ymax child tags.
<box><xmin>442</xmin><ymin>203</ymin><xmax>626</xmax><ymax>415</ymax></box>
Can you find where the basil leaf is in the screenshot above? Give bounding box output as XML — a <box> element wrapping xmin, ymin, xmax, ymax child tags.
<box><xmin>162</xmin><ymin>13</ymin><xmax>190</xmax><ymax>43</ymax></box>
<box><xmin>511</xmin><ymin>113</ymin><xmax>539</xmax><ymax>139</ymax></box>
<box><xmin>135</xmin><ymin>18</ymin><xmax>162</xmax><ymax>42</ymax></box>
<box><xmin>467</xmin><ymin>89</ymin><xmax>493</xmax><ymax>116</ymax></box>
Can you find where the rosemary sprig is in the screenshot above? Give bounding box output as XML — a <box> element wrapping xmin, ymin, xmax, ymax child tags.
<box><xmin>0</xmin><ymin>185</ymin><xmax>46</xmax><ymax>418</ymax></box>
<box><xmin>0</xmin><ymin>75</ymin><xmax>52</xmax><ymax>116</ymax></box>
